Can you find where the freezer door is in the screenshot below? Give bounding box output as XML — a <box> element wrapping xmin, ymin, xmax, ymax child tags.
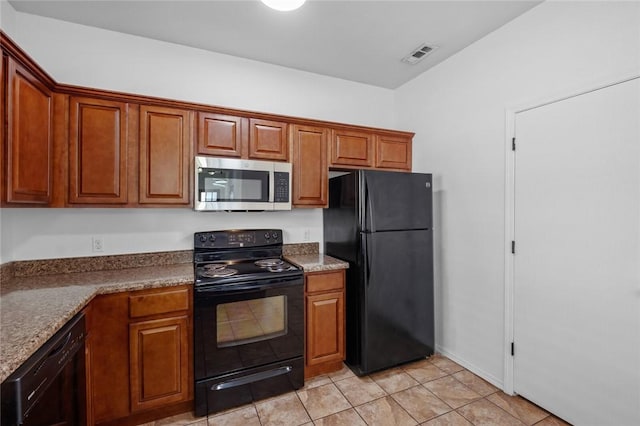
<box><xmin>360</xmin><ymin>171</ymin><xmax>432</xmax><ymax>232</ymax></box>
<box><xmin>360</xmin><ymin>230</ymin><xmax>434</xmax><ymax>374</ymax></box>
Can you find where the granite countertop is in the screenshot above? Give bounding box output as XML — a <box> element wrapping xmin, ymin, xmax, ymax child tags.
<box><xmin>283</xmin><ymin>242</ymin><xmax>349</xmax><ymax>273</ymax></box>
<box><xmin>0</xmin><ymin>243</ymin><xmax>347</xmax><ymax>382</ymax></box>
<box><xmin>0</xmin><ymin>255</ymin><xmax>193</xmax><ymax>383</ymax></box>
<box><xmin>285</xmin><ymin>254</ymin><xmax>349</xmax><ymax>273</ymax></box>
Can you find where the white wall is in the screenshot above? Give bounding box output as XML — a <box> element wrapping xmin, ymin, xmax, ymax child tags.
<box><xmin>8</xmin><ymin>10</ymin><xmax>395</xmax><ymax>127</ymax></box>
<box><xmin>0</xmin><ymin>5</ymin><xmax>395</xmax><ymax>262</ymax></box>
<box><xmin>2</xmin><ymin>208</ymin><xmax>322</xmax><ymax>261</ymax></box>
<box><xmin>0</xmin><ymin>0</ymin><xmax>16</xmax><ymax>36</ymax></box>
<box><xmin>395</xmin><ymin>1</ymin><xmax>640</xmax><ymax>387</ymax></box>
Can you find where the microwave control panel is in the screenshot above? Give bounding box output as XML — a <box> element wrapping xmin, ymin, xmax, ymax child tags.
<box><xmin>274</xmin><ymin>172</ymin><xmax>290</xmax><ymax>203</ymax></box>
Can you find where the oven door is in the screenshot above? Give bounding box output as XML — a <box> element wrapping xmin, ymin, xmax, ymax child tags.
<box><xmin>194</xmin><ymin>275</ymin><xmax>304</xmax><ymax>381</ymax></box>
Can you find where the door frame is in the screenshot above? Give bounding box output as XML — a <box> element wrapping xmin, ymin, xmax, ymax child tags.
<box><xmin>502</xmin><ymin>72</ymin><xmax>640</xmax><ymax>396</ymax></box>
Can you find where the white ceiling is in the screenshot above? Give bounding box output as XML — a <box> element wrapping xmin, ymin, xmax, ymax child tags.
<box><xmin>8</xmin><ymin>0</ymin><xmax>542</xmax><ymax>89</ymax></box>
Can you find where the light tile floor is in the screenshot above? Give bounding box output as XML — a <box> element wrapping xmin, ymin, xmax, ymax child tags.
<box><xmin>142</xmin><ymin>355</ymin><xmax>571</xmax><ymax>426</ymax></box>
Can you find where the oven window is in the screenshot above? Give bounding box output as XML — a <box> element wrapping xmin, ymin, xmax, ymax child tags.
<box><xmin>217</xmin><ymin>295</ymin><xmax>287</xmax><ymax>347</ymax></box>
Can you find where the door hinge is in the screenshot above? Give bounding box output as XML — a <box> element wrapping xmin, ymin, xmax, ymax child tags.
<box><xmin>511</xmin><ymin>342</ymin><xmax>515</xmax><ymax>356</ymax></box>
<box><xmin>512</xmin><ymin>137</ymin><xmax>516</xmax><ymax>151</ymax></box>
<box><xmin>511</xmin><ymin>241</ymin><xmax>516</xmax><ymax>254</ymax></box>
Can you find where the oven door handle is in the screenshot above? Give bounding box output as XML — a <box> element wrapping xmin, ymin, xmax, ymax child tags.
<box><xmin>195</xmin><ymin>277</ymin><xmax>302</xmax><ymax>294</ymax></box>
<box><xmin>212</xmin><ymin>365</ymin><xmax>293</xmax><ymax>391</ymax></box>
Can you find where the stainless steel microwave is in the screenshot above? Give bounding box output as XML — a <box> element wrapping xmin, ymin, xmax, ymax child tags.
<box><xmin>194</xmin><ymin>156</ymin><xmax>292</xmax><ymax>211</ymax></box>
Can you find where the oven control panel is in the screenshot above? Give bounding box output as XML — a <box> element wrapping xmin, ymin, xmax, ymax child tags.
<box><xmin>194</xmin><ymin>229</ymin><xmax>282</xmax><ymax>249</ymax></box>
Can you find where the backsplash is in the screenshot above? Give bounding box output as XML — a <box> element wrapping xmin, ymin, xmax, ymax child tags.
<box><xmin>283</xmin><ymin>242</ymin><xmax>319</xmax><ymax>256</ymax></box>
<box><xmin>3</xmin><ymin>250</ymin><xmax>192</xmax><ymax>281</ymax></box>
<box><xmin>1</xmin><ymin>243</ymin><xmax>319</xmax><ymax>282</ymax></box>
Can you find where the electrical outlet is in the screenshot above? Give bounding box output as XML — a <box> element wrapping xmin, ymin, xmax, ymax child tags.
<box><xmin>303</xmin><ymin>229</ymin><xmax>310</xmax><ymax>241</ymax></box>
<box><xmin>92</xmin><ymin>236</ymin><xmax>104</xmax><ymax>252</ymax></box>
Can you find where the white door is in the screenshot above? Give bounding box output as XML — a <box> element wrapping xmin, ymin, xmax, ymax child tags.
<box><xmin>513</xmin><ymin>78</ymin><xmax>640</xmax><ymax>426</ymax></box>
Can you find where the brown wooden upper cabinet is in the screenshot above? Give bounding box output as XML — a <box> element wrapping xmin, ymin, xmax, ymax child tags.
<box><xmin>329</xmin><ymin>129</ymin><xmax>374</xmax><ymax>168</ymax></box>
<box><xmin>139</xmin><ymin>105</ymin><xmax>192</xmax><ymax>205</ymax></box>
<box><xmin>330</xmin><ymin>128</ymin><xmax>412</xmax><ymax>171</ymax></box>
<box><xmin>68</xmin><ymin>99</ymin><xmax>193</xmax><ymax>206</ymax></box>
<box><xmin>248</xmin><ymin>118</ymin><xmax>288</xmax><ymax>161</ymax></box>
<box><xmin>68</xmin><ymin>96</ymin><xmax>130</xmax><ymax>204</ymax></box>
<box><xmin>2</xmin><ymin>38</ymin><xmax>415</xmax><ymax>209</ymax></box>
<box><xmin>197</xmin><ymin>112</ymin><xmax>244</xmax><ymax>158</ymax></box>
<box><xmin>4</xmin><ymin>57</ymin><xmax>53</xmax><ymax>204</ymax></box>
<box><xmin>375</xmin><ymin>134</ymin><xmax>412</xmax><ymax>171</ymax></box>
<box><xmin>291</xmin><ymin>124</ymin><xmax>329</xmax><ymax>207</ymax></box>
<box><xmin>196</xmin><ymin>114</ymin><xmax>289</xmax><ymax>161</ymax></box>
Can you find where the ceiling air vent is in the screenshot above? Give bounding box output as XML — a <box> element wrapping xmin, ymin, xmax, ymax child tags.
<box><xmin>402</xmin><ymin>43</ymin><xmax>438</xmax><ymax>65</ymax></box>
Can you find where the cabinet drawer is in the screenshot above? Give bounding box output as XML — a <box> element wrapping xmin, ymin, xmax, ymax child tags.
<box><xmin>129</xmin><ymin>288</ymin><xmax>190</xmax><ymax>318</ymax></box>
<box><xmin>306</xmin><ymin>271</ymin><xmax>344</xmax><ymax>293</ymax></box>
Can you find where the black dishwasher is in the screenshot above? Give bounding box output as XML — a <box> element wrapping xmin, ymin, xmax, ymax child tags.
<box><xmin>1</xmin><ymin>312</ymin><xmax>86</xmax><ymax>426</ymax></box>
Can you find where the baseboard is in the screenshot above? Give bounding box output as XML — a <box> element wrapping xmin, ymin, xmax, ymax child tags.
<box><xmin>435</xmin><ymin>345</ymin><xmax>504</xmax><ymax>391</ymax></box>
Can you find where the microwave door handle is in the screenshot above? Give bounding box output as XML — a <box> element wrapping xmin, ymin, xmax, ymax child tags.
<box><xmin>269</xmin><ymin>169</ymin><xmax>275</xmax><ymax>202</ymax></box>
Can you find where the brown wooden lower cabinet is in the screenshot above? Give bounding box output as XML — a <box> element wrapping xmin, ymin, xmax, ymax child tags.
<box><xmin>129</xmin><ymin>316</ymin><xmax>190</xmax><ymax>412</ymax></box>
<box><xmin>304</xmin><ymin>270</ymin><xmax>346</xmax><ymax>379</ymax></box>
<box><xmin>85</xmin><ymin>286</ymin><xmax>193</xmax><ymax>426</ymax></box>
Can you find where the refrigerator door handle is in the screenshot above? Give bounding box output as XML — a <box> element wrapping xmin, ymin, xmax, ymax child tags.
<box><xmin>366</xmin><ymin>185</ymin><xmax>375</xmax><ymax>233</ymax></box>
<box><xmin>360</xmin><ymin>172</ymin><xmax>375</xmax><ymax>232</ymax></box>
<box><xmin>363</xmin><ymin>236</ymin><xmax>371</xmax><ymax>286</ymax></box>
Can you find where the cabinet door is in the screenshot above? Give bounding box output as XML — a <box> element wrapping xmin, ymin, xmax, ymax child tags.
<box><xmin>291</xmin><ymin>124</ymin><xmax>328</xmax><ymax>207</ymax></box>
<box><xmin>139</xmin><ymin>105</ymin><xmax>192</xmax><ymax>205</ymax></box>
<box><xmin>87</xmin><ymin>293</ymin><xmax>131</xmax><ymax>423</ymax></box>
<box><xmin>5</xmin><ymin>57</ymin><xmax>53</xmax><ymax>204</ymax></box>
<box><xmin>197</xmin><ymin>112</ymin><xmax>245</xmax><ymax>157</ymax></box>
<box><xmin>69</xmin><ymin>97</ymin><xmax>129</xmax><ymax>204</ymax></box>
<box><xmin>375</xmin><ymin>134</ymin><xmax>412</xmax><ymax>170</ymax></box>
<box><xmin>330</xmin><ymin>129</ymin><xmax>374</xmax><ymax>168</ymax></box>
<box><xmin>306</xmin><ymin>291</ymin><xmax>345</xmax><ymax>366</ymax></box>
<box><xmin>129</xmin><ymin>316</ymin><xmax>190</xmax><ymax>412</ymax></box>
<box><xmin>248</xmin><ymin>118</ymin><xmax>288</xmax><ymax>161</ymax></box>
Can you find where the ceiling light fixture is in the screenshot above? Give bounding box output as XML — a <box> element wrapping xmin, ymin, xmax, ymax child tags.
<box><xmin>261</xmin><ymin>0</ymin><xmax>306</xmax><ymax>12</ymax></box>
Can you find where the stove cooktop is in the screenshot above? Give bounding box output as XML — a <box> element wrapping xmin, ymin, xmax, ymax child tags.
<box><xmin>194</xmin><ymin>258</ymin><xmax>301</xmax><ymax>286</ymax></box>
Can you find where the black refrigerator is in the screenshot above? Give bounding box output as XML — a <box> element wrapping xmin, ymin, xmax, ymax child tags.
<box><xmin>323</xmin><ymin>170</ymin><xmax>434</xmax><ymax>375</ymax></box>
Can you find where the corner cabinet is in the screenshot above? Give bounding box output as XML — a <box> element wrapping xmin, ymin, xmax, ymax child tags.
<box><xmin>86</xmin><ymin>286</ymin><xmax>193</xmax><ymax>425</ymax></box>
<box><xmin>304</xmin><ymin>270</ymin><xmax>345</xmax><ymax>378</ymax></box>
<box><xmin>291</xmin><ymin>124</ymin><xmax>329</xmax><ymax>207</ymax></box>
<box><xmin>4</xmin><ymin>56</ymin><xmax>53</xmax><ymax>204</ymax></box>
